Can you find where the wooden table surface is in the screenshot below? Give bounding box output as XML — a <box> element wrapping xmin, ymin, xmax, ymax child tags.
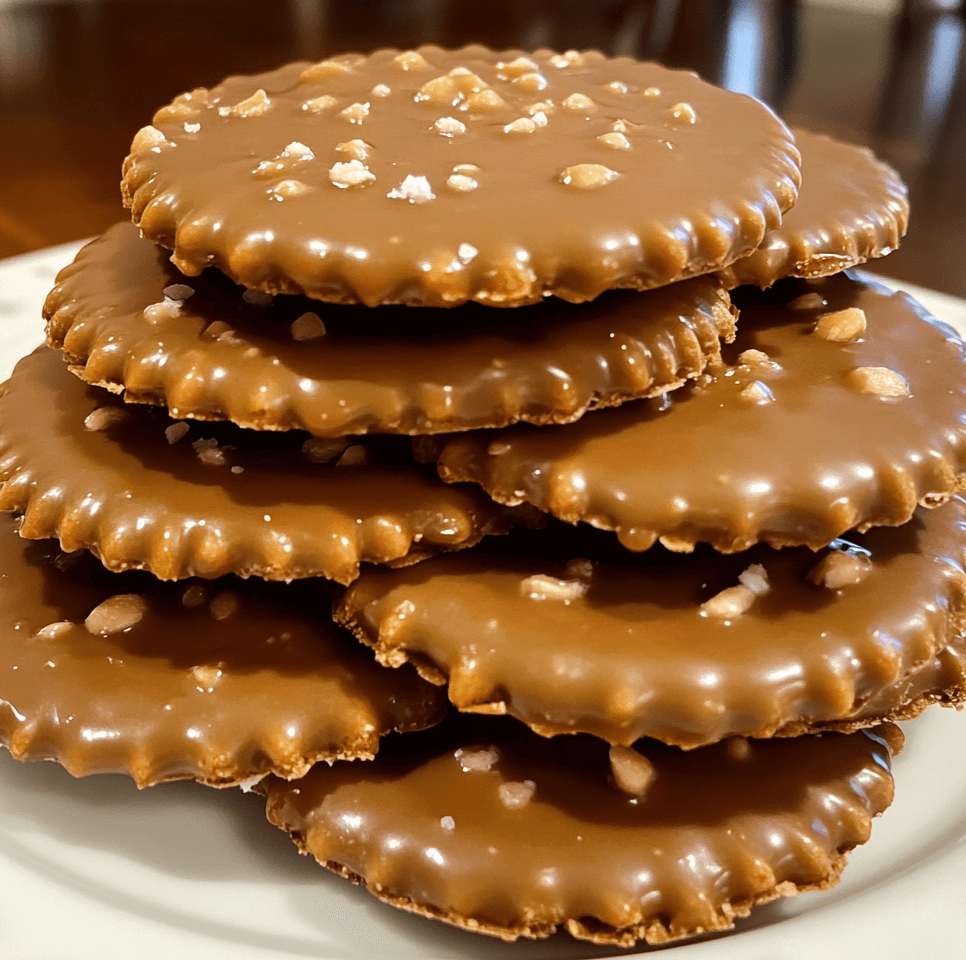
<box><xmin>0</xmin><ymin>0</ymin><xmax>963</xmax><ymax>296</ymax></box>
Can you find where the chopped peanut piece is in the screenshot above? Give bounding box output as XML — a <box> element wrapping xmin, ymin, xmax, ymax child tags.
<box><xmin>388</xmin><ymin>174</ymin><xmax>435</xmax><ymax>203</ymax></box>
<box><xmin>300</xmin><ymin>95</ymin><xmax>338</xmax><ymax>114</ymax></box>
<box><xmin>182</xmin><ymin>584</ymin><xmax>207</xmax><ymax>607</ymax></box>
<box><xmin>165</xmin><ymin>422</ymin><xmax>190</xmax><ymax>444</ymax></box>
<box><xmin>725</xmin><ymin>737</ymin><xmax>752</xmax><ymax>761</ymax></box>
<box><xmin>559</xmin><ymin>164</ymin><xmax>619</xmax><ymax>189</ymax></box>
<box><xmin>209</xmin><ymin>591</ymin><xmax>240</xmax><ymax>620</ymax></box>
<box><xmin>191</xmin><ymin>663</ymin><xmax>223</xmax><ymax>692</ymax></box>
<box><xmin>504</xmin><ymin>117</ymin><xmax>536</xmax><ymax>134</ymax></box>
<box><xmin>434</xmin><ymin>116</ymin><xmax>466</xmax><ymax>136</ymax></box>
<box><xmin>738</xmin><ymin>563</ymin><xmax>770</xmax><ymax>596</ymax></box>
<box><xmin>562</xmin><ymin>93</ymin><xmax>596</xmax><ymax>112</ymax></box>
<box><xmin>84</xmin><ymin>407</ymin><xmax>132</xmax><ymax>431</ymax></box>
<box><xmin>132</xmin><ymin>125</ymin><xmax>167</xmax><ymax>152</ymax></box>
<box><xmin>700</xmin><ymin>584</ymin><xmax>756</xmax><ymax>619</ymax></box>
<box><xmin>447</xmin><ymin>174</ymin><xmax>478</xmax><ymax>192</ymax></box>
<box><xmin>487</xmin><ymin>440</ymin><xmax>511</xmax><ymax>456</ymax></box>
<box><xmin>815</xmin><ymin>307</ymin><xmax>867</xmax><ymax>342</ymax></box>
<box><xmin>335</xmin><ymin>139</ymin><xmax>371</xmax><ymax>161</ymax></box>
<box><xmin>609</xmin><ymin>745</ymin><xmax>655</xmax><ymax>797</ymax></box>
<box><xmin>605</xmin><ymin>81</ymin><xmax>629</xmax><ymax>93</ymax></box>
<box><xmin>299</xmin><ymin>60</ymin><xmax>352</xmax><ymax>82</ymax></box>
<box><xmin>847</xmin><ymin>366</ymin><xmax>910</xmax><ymax>397</ymax></box>
<box><xmin>550</xmin><ymin>50</ymin><xmax>584</xmax><ymax>68</ymax></box>
<box><xmin>597</xmin><ymin>132</ymin><xmax>631</xmax><ymax>149</ymax></box>
<box><xmin>788</xmin><ymin>292</ymin><xmax>827</xmax><ymax>311</ymax></box>
<box><xmin>36</xmin><ymin>621</ymin><xmax>74</xmax><ymax>640</ymax></box>
<box><xmin>740</xmin><ymin>380</ymin><xmax>775</xmax><ymax>403</ymax></box>
<box><xmin>329</xmin><ymin>159</ymin><xmax>375</xmax><ymax>189</ymax></box>
<box><xmin>268</xmin><ymin>179</ymin><xmax>312</xmax><ymax>200</ymax></box>
<box><xmin>393</xmin><ymin>50</ymin><xmax>431</xmax><ymax>71</ymax></box>
<box><xmin>666</xmin><ymin>102</ymin><xmax>697</xmax><ymax>123</ymax></box>
<box><xmin>338</xmin><ymin>101</ymin><xmax>370</xmax><ymax>123</ymax></box>
<box><xmin>192</xmin><ymin>437</ymin><xmax>229</xmax><ymax>466</ymax></box>
<box><xmin>563</xmin><ymin>558</ymin><xmax>593</xmax><ymax>582</ymax></box>
<box><xmin>520</xmin><ymin>574</ymin><xmax>588</xmax><ymax>603</ymax></box>
<box><xmin>496</xmin><ymin>56</ymin><xmax>539</xmax><ymax>79</ymax></box>
<box><xmin>454</xmin><ymin>747</ymin><xmax>499</xmax><ymax>772</ymax></box>
<box><xmin>302</xmin><ymin>437</ymin><xmax>350</xmax><ymax>463</ymax></box>
<box><xmin>498</xmin><ymin>780</ymin><xmax>536</xmax><ymax>809</ymax></box>
<box><xmin>291</xmin><ymin>312</ymin><xmax>327</xmax><ymax>340</ymax></box>
<box><xmin>371</xmin><ymin>83</ymin><xmax>391</xmax><ymax>97</ymax></box>
<box><xmin>464</xmin><ymin>89</ymin><xmax>505</xmax><ymax>111</ymax></box>
<box><xmin>231</xmin><ymin>89</ymin><xmax>271</xmax><ymax>118</ymax></box>
<box><xmin>809</xmin><ymin>550</ymin><xmax>872</xmax><ymax>589</ymax></box>
<box><xmin>513</xmin><ymin>72</ymin><xmax>548</xmax><ymax>93</ymax></box>
<box><xmin>642</xmin><ymin>86</ymin><xmax>661</xmax><ymax>98</ymax></box>
<box><xmin>416</xmin><ymin>76</ymin><xmax>459</xmax><ymax>106</ymax></box>
<box><xmin>336</xmin><ymin>444</ymin><xmax>370</xmax><ymax>467</ymax></box>
<box><xmin>85</xmin><ymin>595</ymin><xmax>147</xmax><ymax>636</ymax></box>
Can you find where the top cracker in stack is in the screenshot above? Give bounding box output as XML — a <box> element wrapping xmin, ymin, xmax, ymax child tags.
<box><xmin>1</xmin><ymin>44</ymin><xmax>963</xmax><ymax>950</ymax></box>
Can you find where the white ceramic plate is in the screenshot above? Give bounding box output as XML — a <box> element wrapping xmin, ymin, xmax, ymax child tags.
<box><xmin>1</xmin><ymin>243</ymin><xmax>965</xmax><ymax>960</ymax></box>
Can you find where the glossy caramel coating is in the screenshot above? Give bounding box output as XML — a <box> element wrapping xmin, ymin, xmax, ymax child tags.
<box><xmin>263</xmin><ymin>715</ymin><xmax>898</xmax><ymax>945</ymax></box>
<box><xmin>121</xmin><ymin>46</ymin><xmax>800</xmax><ymax>307</ymax></box>
<box><xmin>0</xmin><ymin>349</ymin><xmax>535</xmax><ymax>582</ymax></box>
<box><xmin>44</xmin><ymin>223</ymin><xmax>735</xmax><ymax>436</ymax></box>
<box><xmin>717</xmin><ymin>128</ymin><xmax>908</xmax><ymax>289</ymax></box>
<box><xmin>0</xmin><ymin>520</ymin><xmax>445</xmax><ymax>787</ymax></box>
<box><xmin>438</xmin><ymin>274</ymin><xmax>966</xmax><ymax>552</ymax></box>
<box><xmin>338</xmin><ymin>505</ymin><xmax>966</xmax><ymax>747</ymax></box>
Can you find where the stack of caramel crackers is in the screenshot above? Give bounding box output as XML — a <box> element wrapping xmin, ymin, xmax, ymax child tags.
<box><xmin>2</xmin><ymin>45</ymin><xmax>965</xmax><ymax>947</ymax></box>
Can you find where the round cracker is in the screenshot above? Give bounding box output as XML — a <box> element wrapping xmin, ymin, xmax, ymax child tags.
<box><xmin>262</xmin><ymin>714</ymin><xmax>899</xmax><ymax>946</ymax></box>
<box><xmin>438</xmin><ymin>273</ymin><xmax>966</xmax><ymax>552</ymax></box>
<box><xmin>0</xmin><ymin>519</ymin><xmax>445</xmax><ymax>787</ymax></box>
<box><xmin>121</xmin><ymin>46</ymin><xmax>800</xmax><ymax>307</ymax></box>
<box><xmin>0</xmin><ymin>349</ymin><xmax>535</xmax><ymax>582</ymax></box>
<box><xmin>44</xmin><ymin>223</ymin><xmax>735</xmax><ymax>436</ymax></box>
<box><xmin>337</xmin><ymin>503</ymin><xmax>966</xmax><ymax>747</ymax></box>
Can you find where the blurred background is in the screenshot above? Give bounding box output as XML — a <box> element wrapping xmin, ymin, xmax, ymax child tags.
<box><xmin>0</xmin><ymin>0</ymin><xmax>963</xmax><ymax>294</ymax></box>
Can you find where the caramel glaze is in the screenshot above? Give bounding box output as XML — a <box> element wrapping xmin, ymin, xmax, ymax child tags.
<box><xmin>438</xmin><ymin>273</ymin><xmax>966</xmax><ymax>552</ymax></box>
<box><xmin>262</xmin><ymin>714</ymin><xmax>899</xmax><ymax>945</ymax></box>
<box><xmin>0</xmin><ymin>349</ymin><xmax>536</xmax><ymax>582</ymax></box>
<box><xmin>44</xmin><ymin>223</ymin><xmax>735</xmax><ymax>436</ymax></box>
<box><xmin>121</xmin><ymin>46</ymin><xmax>800</xmax><ymax>307</ymax></box>
<box><xmin>337</xmin><ymin>505</ymin><xmax>966</xmax><ymax>747</ymax></box>
<box><xmin>0</xmin><ymin>518</ymin><xmax>445</xmax><ymax>787</ymax></box>
<box><xmin>717</xmin><ymin>129</ymin><xmax>909</xmax><ymax>289</ymax></box>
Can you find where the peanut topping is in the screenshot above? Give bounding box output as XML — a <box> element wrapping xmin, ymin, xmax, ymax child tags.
<box><xmin>457</xmin><ymin>242</ymin><xmax>478</xmax><ymax>262</ymax></box>
<box><xmin>392</xmin><ymin>50</ymin><xmax>431</xmax><ymax>71</ymax></box>
<box><xmin>242</xmin><ymin>289</ymin><xmax>274</xmax><ymax>306</ymax></box>
<box><xmin>562</xmin><ymin>93</ymin><xmax>596</xmax><ymax>112</ymax></box>
<box><xmin>737</xmin><ymin>348</ymin><xmax>777</xmax><ymax>368</ymax></box>
<box><xmin>85</xmin><ymin>594</ymin><xmax>147</xmax><ymax>636</ymax></box>
<box><xmin>131</xmin><ymin>125</ymin><xmax>168</xmax><ymax>152</ymax></box>
<box><xmin>597</xmin><ymin>132</ymin><xmax>631</xmax><ymax>150</ymax></box>
<box><xmin>605</xmin><ymin>81</ymin><xmax>629</xmax><ymax>94</ymax></box>
<box><xmin>84</xmin><ymin>406</ymin><xmax>132</xmax><ymax>431</ymax></box>
<box><xmin>162</xmin><ymin>283</ymin><xmax>194</xmax><ymax>301</ymax></box>
<box><xmin>454</xmin><ymin>747</ymin><xmax>498</xmax><ymax>772</ymax></box>
<box><xmin>464</xmin><ymin>89</ymin><xmax>505</xmax><ymax>111</ymax></box>
<box><xmin>530</xmin><ymin>111</ymin><xmax>549</xmax><ymax>128</ymax></box>
<box><xmin>447</xmin><ymin>174</ymin><xmax>478</xmax><ymax>192</ymax></box>
<box><xmin>520</xmin><ymin>574</ymin><xmax>588</xmax><ymax>603</ymax></box>
<box><xmin>336</xmin><ymin>444</ymin><xmax>370</xmax><ymax>467</ymax></box>
<box><xmin>268</xmin><ymin>179</ymin><xmax>312</xmax><ymax>201</ymax></box>
<box><xmin>302</xmin><ymin>437</ymin><xmax>350</xmax><ymax>463</ymax></box>
<box><xmin>666</xmin><ymin>102</ymin><xmax>697</xmax><ymax>124</ymax></box>
<box><xmin>815</xmin><ymin>307</ymin><xmax>867</xmax><ymax>342</ymax></box>
<box><xmin>299</xmin><ymin>59</ymin><xmax>353</xmax><ymax>82</ymax></box>
<box><xmin>335</xmin><ymin>139</ymin><xmax>371</xmax><ymax>161</ymax></box>
<box><xmin>291</xmin><ymin>311</ymin><xmax>327</xmax><ymax>340</ymax></box>
<box><xmin>371</xmin><ymin>83</ymin><xmax>391</xmax><ymax>97</ymax></box>
<box><xmin>440</xmin><ymin>815</ymin><xmax>455</xmax><ymax>830</ymax></box>
<box><xmin>738</xmin><ymin>563</ymin><xmax>770</xmax><ymax>596</ymax></box>
<box><xmin>192</xmin><ymin>437</ymin><xmax>229</xmax><ymax>466</ymax></box>
<box><xmin>142</xmin><ymin>299</ymin><xmax>182</xmax><ymax>322</ymax></box>
<box><xmin>230</xmin><ymin>89</ymin><xmax>271</xmax><ymax>118</ymax></box>
<box><xmin>550</xmin><ymin>50</ymin><xmax>584</xmax><ymax>68</ymax></box>
<box><xmin>740</xmin><ymin>380</ymin><xmax>775</xmax><ymax>403</ymax></box>
<box><xmin>434</xmin><ymin>116</ymin><xmax>466</xmax><ymax>136</ymax></box>
<box><xmin>328</xmin><ymin>159</ymin><xmax>376</xmax><ymax>189</ymax></box>
<box><xmin>503</xmin><ymin>117</ymin><xmax>536</xmax><ymax>135</ymax></box>
<box><xmin>528</xmin><ymin>100</ymin><xmax>555</xmax><ymax>116</ymax></box>
<box><xmin>165</xmin><ymin>422</ymin><xmax>190</xmax><ymax>444</ymax></box>
<box><xmin>191</xmin><ymin>663</ymin><xmax>223</xmax><ymax>692</ymax></box>
<box><xmin>181</xmin><ymin>584</ymin><xmax>207</xmax><ymax>607</ymax></box>
<box><xmin>642</xmin><ymin>86</ymin><xmax>662</xmax><ymax>98</ymax></box>
<box><xmin>498</xmin><ymin>780</ymin><xmax>536</xmax><ymax>809</ymax></box>
<box><xmin>495</xmin><ymin>57</ymin><xmax>539</xmax><ymax>80</ymax></box>
<box><xmin>184</xmin><ymin>120</ymin><xmax>201</xmax><ymax>133</ymax></box>
<box><xmin>699</xmin><ymin>584</ymin><xmax>756</xmax><ymax>620</ymax></box>
<box><xmin>300</xmin><ymin>95</ymin><xmax>338</xmax><ymax>114</ymax></box>
<box><xmin>209</xmin><ymin>590</ymin><xmax>240</xmax><ymax>620</ymax></box>
<box><xmin>725</xmin><ymin>737</ymin><xmax>752</xmax><ymax>761</ymax></box>
<box><xmin>416</xmin><ymin>76</ymin><xmax>459</xmax><ymax>106</ymax></box>
<box><xmin>559</xmin><ymin>164</ymin><xmax>620</xmax><ymax>189</ymax></box>
<box><xmin>36</xmin><ymin>621</ymin><xmax>74</xmax><ymax>640</ymax></box>
<box><xmin>388</xmin><ymin>174</ymin><xmax>435</xmax><ymax>203</ymax></box>
<box><xmin>253</xmin><ymin>141</ymin><xmax>314</xmax><ymax>177</ymax></box>
<box><xmin>338</xmin><ymin>102</ymin><xmax>370</xmax><ymax>124</ymax></box>
<box><xmin>563</xmin><ymin>558</ymin><xmax>594</xmax><ymax>582</ymax></box>
<box><xmin>847</xmin><ymin>366</ymin><xmax>910</xmax><ymax>397</ymax></box>
<box><xmin>609</xmin><ymin>744</ymin><xmax>655</xmax><ymax>797</ymax></box>
<box><xmin>809</xmin><ymin>550</ymin><xmax>872</xmax><ymax>589</ymax></box>
<box><xmin>487</xmin><ymin>440</ymin><xmax>511</xmax><ymax>456</ymax></box>
<box><xmin>789</xmin><ymin>292</ymin><xmax>828</xmax><ymax>311</ymax></box>
<box><xmin>513</xmin><ymin>72</ymin><xmax>548</xmax><ymax>93</ymax></box>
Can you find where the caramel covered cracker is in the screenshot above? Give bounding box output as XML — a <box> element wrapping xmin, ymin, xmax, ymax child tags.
<box><xmin>438</xmin><ymin>274</ymin><xmax>966</xmax><ymax>552</ymax></box>
<box><xmin>45</xmin><ymin>224</ymin><xmax>735</xmax><ymax>436</ymax></box>
<box><xmin>0</xmin><ymin>349</ymin><xmax>535</xmax><ymax>582</ymax></box>
<box><xmin>121</xmin><ymin>46</ymin><xmax>800</xmax><ymax>307</ymax></box>
<box><xmin>717</xmin><ymin>129</ymin><xmax>908</xmax><ymax>289</ymax></box>
<box><xmin>337</xmin><ymin>503</ymin><xmax>966</xmax><ymax>747</ymax></box>
<box><xmin>262</xmin><ymin>714</ymin><xmax>898</xmax><ymax>945</ymax></box>
<box><xmin>0</xmin><ymin>519</ymin><xmax>445</xmax><ymax>787</ymax></box>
